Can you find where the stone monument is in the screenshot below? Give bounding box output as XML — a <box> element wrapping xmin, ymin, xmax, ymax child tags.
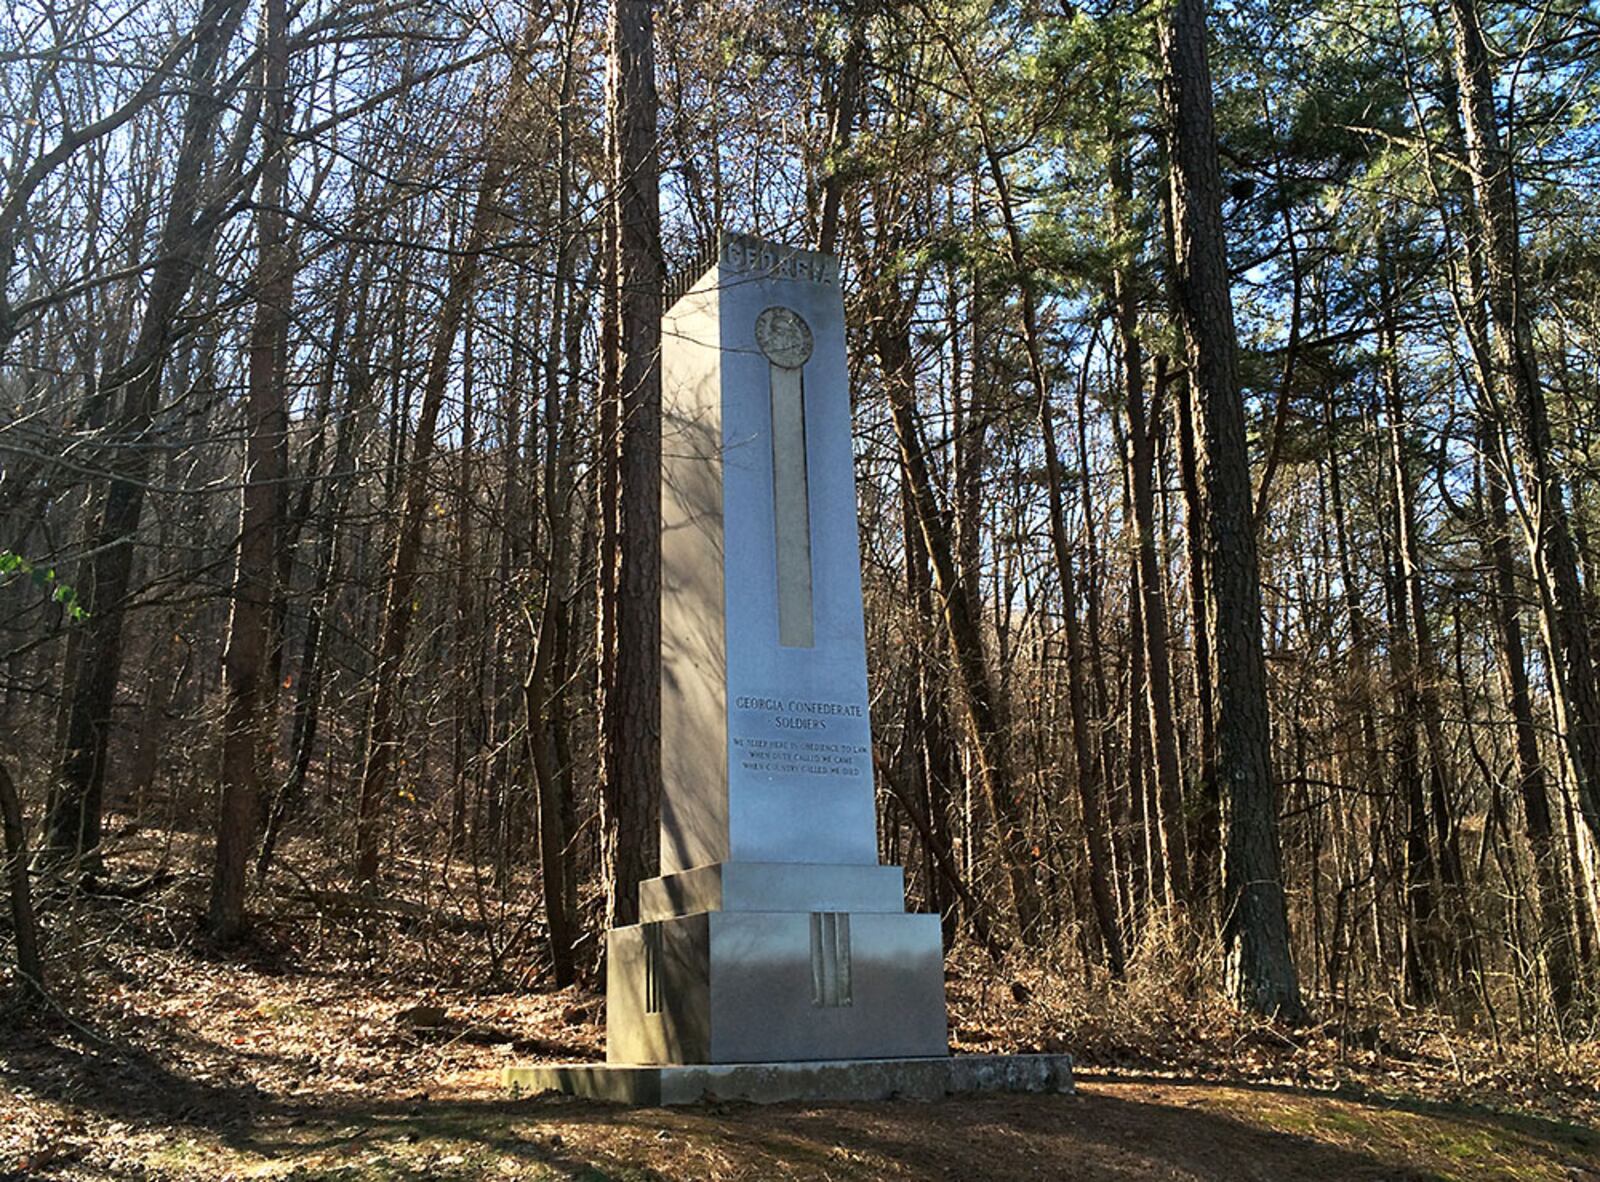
<box><xmin>504</xmin><ymin>231</ymin><xmax>1072</xmax><ymax>1104</ymax></box>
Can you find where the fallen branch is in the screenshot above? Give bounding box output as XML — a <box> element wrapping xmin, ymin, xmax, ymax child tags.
<box><xmin>271</xmin><ymin>865</ymin><xmax>499</xmax><ymax>937</ymax></box>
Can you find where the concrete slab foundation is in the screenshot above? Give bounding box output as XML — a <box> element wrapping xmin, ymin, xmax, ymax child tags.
<box><xmin>501</xmin><ymin>1053</ymin><xmax>1073</xmax><ymax>1106</ymax></box>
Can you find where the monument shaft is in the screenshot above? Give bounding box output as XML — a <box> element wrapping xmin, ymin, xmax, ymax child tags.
<box><xmin>606</xmin><ymin>231</ymin><xmax>948</xmax><ymax>1065</ymax></box>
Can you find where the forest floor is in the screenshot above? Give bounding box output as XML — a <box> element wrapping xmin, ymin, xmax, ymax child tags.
<box><xmin>4</xmin><ymin>829</ymin><xmax>1600</xmax><ymax>1180</ymax></box>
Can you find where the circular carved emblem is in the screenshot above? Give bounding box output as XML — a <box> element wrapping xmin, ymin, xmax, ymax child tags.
<box><xmin>755</xmin><ymin>306</ymin><xmax>814</xmax><ymax>369</ymax></box>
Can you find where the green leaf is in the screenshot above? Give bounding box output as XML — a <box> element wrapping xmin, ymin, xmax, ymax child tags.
<box><xmin>1</xmin><ymin>550</ymin><xmax>88</xmax><ymax>621</ymax></box>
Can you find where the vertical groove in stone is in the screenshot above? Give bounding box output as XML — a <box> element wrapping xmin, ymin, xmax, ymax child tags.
<box><xmin>835</xmin><ymin>913</ymin><xmax>852</xmax><ymax>1005</ymax></box>
<box><xmin>810</xmin><ymin>912</ymin><xmax>826</xmax><ymax>1004</ymax></box>
<box><xmin>643</xmin><ymin>922</ymin><xmax>663</xmax><ymax>1014</ymax></box>
<box><xmin>770</xmin><ymin>362</ymin><xmax>815</xmax><ymax>647</ymax></box>
<box><xmin>810</xmin><ymin>912</ymin><xmax>853</xmax><ymax>1007</ymax></box>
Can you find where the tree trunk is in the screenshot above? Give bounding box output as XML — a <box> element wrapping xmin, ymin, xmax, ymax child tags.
<box><xmin>1480</xmin><ymin>422</ymin><xmax>1579</xmax><ymax>1012</ymax></box>
<box><xmin>1114</xmin><ymin>138</ymin><xmax>1191</xmax><ymax>908</ymax></box>
<box><xmin>1</xmin><ymin>763</ymin><xmax>45</xmax><ymax>1001</ymax></box>
<box><xmin>1159</xmin><ymin>0</ymin><xmax>1303</xmax><ymax>1019</ymax></box>
<box><xmin>947</xmin><ymin>84</ymin><xmax>1121</xmax><ymax>962</ymax></box>
<box><xmin>871</xmin><ymin>285</ymin><xmax>1045</xmax><ymax>944</ymax></box>
<box><xmin>600</xmin><ymin>0</ymin><xmax>663</xmax><ymax>928</ymax></box>
<box><xmin>1174</xmin><ymin>356</ymin><xmax>1221</xmax><ymax>905</ymax></box>
<box><xmin>448</xmin><ymin>314</ymin><xmax>478</xmax><ymax>857</ymax></box>
<box><xmin>901</xmin><ymin>439</ymin><xmax>994</xmax><ymax>952</ymax></box>
<box><xmin>526</xmin><ymin>42</ymin><xmax>582</xmax><ymax>983</ymax></box>
<box><xmin>1379</xmin><ymin>399</ymin><xmax>1442</xmax><ymax>1006</ymax></box>
<box><xmin>814</xmin><ymin>18</ymin><xmax>863</xmax><ymax>257</ymax></box>
<box><xmin>1446</xmin><ymin>0</ymin><xmax>1600</xmax><ymax>848</ymax></box>
<box><xmin>257</xmin><ymin>258</ymin><xmax>376</xmax><ymax>882</ymax></box>
<box><xmin>209</xmin><ymin>0</ymin><xmax>289</xmax><ymax>940</ymax></box>
<box><xmin>44</xmin><ymin>0</ymin><xmax>249</xmax><ymax>869</ymax></box>
<box><xmin>354</xmin><ymin>151</ymin><xmax>506</xmax><ymax>884</ymax></box>
<box><xmin>1378</xmin><ymin>267</ymin><xmax>1478</xmax><ymax>1005</ymax></box>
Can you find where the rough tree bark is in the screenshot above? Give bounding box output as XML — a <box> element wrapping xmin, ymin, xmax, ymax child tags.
<box><xmin>599</xmin><ymin>0</ymin><xmax>663</xmax><ymax>929</ymax></box>
<box><xmin>1159</xmin><ymin>0</ymin><xmax>1304</xmax><ymax>1018</ymax></box>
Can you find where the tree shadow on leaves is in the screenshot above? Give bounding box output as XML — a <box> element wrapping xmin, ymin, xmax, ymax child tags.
<box><xmin>6</xmin><ymin>1025</ymin><xmax>1597</xmax><ymax>1181</ymax></box>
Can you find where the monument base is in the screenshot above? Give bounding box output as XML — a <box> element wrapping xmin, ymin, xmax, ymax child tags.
<box><xmin>607</xmin><ymin>908</ymin><xmax>947</xmax><ymax>1064</ymax></box>
<box><xmin>501</xmin><ymin>1054</ymin><xmax>1073</xmax><ymax>1106</ymax></box>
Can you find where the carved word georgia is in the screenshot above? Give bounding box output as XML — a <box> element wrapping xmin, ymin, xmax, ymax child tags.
<box><xmin>721</xmin><ymin>234</ymin><xmax>840</xmax><ymax>286</ymax></box>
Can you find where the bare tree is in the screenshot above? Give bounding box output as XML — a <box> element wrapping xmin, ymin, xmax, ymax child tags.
<box><xmin>355</xmin><ymin>138</ymin><xmax>509</xmax><ymax>885</ymax></box>
<box><xmin>44</xmin><ymin>0</ymin><xmax>251</xmax><ymax>870</ymax></box>
<box><xmin>209</xmin><ymin>0</ymin><xmax>291</xmax><ymax>940</ymax></box>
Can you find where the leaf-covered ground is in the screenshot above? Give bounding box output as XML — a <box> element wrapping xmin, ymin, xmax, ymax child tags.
<box><xmin>6</xmin><ymin>1037</ymin><xmax>1600</xmax><ymax>1181</ymax></box>
<box><xmin>4</xmin><ymin>840</ymin><xmax>1599</xmax><ymax>1180</ymax></box>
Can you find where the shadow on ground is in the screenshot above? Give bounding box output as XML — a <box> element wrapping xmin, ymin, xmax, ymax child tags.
<box><xmin>6</xmin><ymin>1022</ymin><xmax>1599</xmax><ymax>1180</ymax></box>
